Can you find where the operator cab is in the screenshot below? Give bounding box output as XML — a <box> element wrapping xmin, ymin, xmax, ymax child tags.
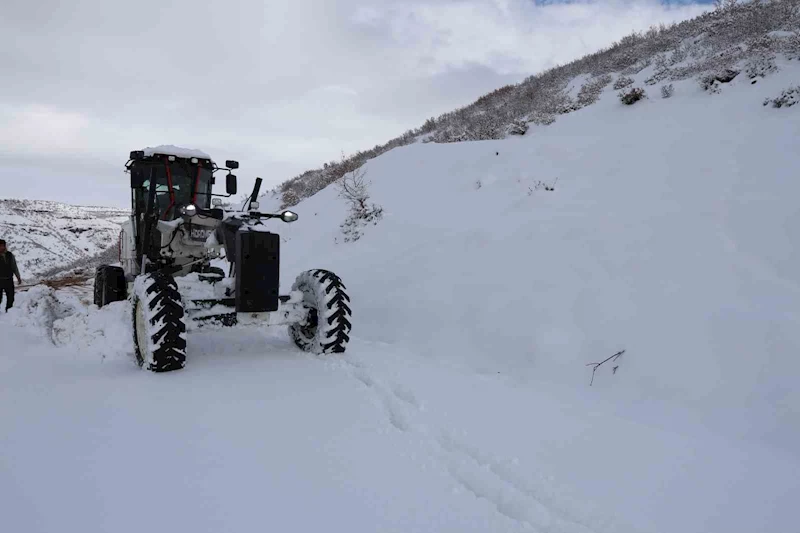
<box><xmin>128</xmin><ymin>151</ymin><xmax>220</xmax><ymax>221</ymax></box>
<box><xmin>126</xmin><ymin>146</ymin><xmax>238</xmax><ymax>267</ymax></box>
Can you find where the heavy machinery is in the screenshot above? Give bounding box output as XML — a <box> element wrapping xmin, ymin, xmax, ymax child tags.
<box><xmin>94</xmin><ymin>145</ymin><xmax>351</xmax><ymax>372</ymax></box>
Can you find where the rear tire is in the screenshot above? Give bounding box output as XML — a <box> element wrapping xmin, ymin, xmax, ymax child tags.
<box><xmin>289</xmin><ymin>269</ymin><xmax>351</xmax><ymax>354</ymax></box>
<box><xmin>132</xmin><ymin>271</ymin><xmax>187</xmax><ymax>372</ymax></box>
<box><xmin>94</xmin><ymin>265</ymin><xmax>127</xmax><ymax>308</ymax></box>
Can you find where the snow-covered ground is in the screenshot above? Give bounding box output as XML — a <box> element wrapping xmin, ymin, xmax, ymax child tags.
<box><xmin>2</xmin><ymin>57</ymin><xmax>799</xmax><ymax>533</ymax></box>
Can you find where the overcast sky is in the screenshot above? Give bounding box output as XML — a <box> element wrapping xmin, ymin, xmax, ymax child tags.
<box><xmin>0</xmin><ymin>0</ymin><xmax>712</xmax><ymax>208</ymax></box>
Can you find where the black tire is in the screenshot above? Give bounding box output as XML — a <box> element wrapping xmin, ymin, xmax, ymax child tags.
<box><xmin>289</xmin><ymin>269</ymin><xmax>352</xmax><ymax>354</ymax></box>
<box><xmin>94</xmin><ymin>265</ymin><xmax>127</xmax><ymax>308</ymax></box>
<box><xmin>132</xmin><ymin>271</ymin><xmax>187</xmax><ymax>372</ymax></box>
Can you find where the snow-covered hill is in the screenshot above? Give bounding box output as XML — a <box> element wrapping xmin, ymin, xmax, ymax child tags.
<box><xmin>2</xmin><ymin>12</ymin><xmax>800</xmax><ymax>533</ymax></box>
<box><xmin>276</xmin><ymin>0</ymin><xmax>800</xmax><ymax>208</ymax></box>
<box><xmin>0</xmin><ymin>199</ymin><xmax>128</xmax><ymax>278</ymax></box>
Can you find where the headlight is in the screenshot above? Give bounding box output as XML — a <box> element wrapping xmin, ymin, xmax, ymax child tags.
<box><xmin>180</xmin><ymin>204</ymin><xmax>198</xmax><ymax>217</ymax></box>
<box><xmin>281</xmin><ymin>210</ymin><xmax>298</xmax><ymax>223</ymax></box>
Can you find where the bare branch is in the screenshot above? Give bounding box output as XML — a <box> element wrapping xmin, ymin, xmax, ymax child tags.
<box><xmin>586</xmin><ymin>350</ymin><xmax>625</xmax><ymax>386</ymax></box>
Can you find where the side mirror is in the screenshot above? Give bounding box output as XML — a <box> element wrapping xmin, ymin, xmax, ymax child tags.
<box><xmin>226</xmin><ymin>174</ymin><xmax>238</xmax><ymax>195</ymax></box>
<box><xmin>225</xmin><ymin>160</ymin><xmax>239</xmax><ymax>170</ymax></box>
<box><xmin>281</xmin><ymin>210</ymin><xmax>299</xmax><ymax>223</ymax></box>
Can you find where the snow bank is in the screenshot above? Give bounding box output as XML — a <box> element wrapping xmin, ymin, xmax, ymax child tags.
<box><xmin>7</xmin><ymin>286</ymin><xmax>84</xmax><ymax>339</ymax></box>
<box><xmin>51</xmin><ymin>300</ymin><xmax>131</xmax><ymax>360</ymax></box>
<box><xmin>278</xmin><ymin>60</ymin><xmax>800</xmax><ymax>431</ymax></box>
<box><xmin>7</xmin><ymin>284</ymin><xmax>131</xmax><ymax>361</ymax></box>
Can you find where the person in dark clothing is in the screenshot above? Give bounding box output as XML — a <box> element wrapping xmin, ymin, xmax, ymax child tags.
<box><xmin>0</xmin><ymin>239</ymin><xmax>22</xmax><ymax>311</ymax></box>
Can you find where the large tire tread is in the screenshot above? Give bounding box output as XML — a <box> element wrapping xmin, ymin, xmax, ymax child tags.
<box><xmin>132</xmin><ymin>271</ymin><xmax>186</xmax><ymax>372</ymax></box>
<box><xmin>289</xmin><ymin>269</ymin><xmax>352</xmax><ymax>354</ymax></box>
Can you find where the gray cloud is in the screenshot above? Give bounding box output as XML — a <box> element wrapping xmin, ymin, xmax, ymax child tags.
<box><xmin>0</xmin><ymin>0</ymin><xmax>710</xmax><ymax>206</ymax></box>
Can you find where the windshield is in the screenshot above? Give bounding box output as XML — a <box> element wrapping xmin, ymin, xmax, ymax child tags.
<box><xmin>134</xmin><ymin>160</ymin><xmax>214</xmax><ymax>221</ymax></box>
<box><xmin>165</xmin><ymin>160</ymin><xmax>213</xmax><ymax>210</ymax></box>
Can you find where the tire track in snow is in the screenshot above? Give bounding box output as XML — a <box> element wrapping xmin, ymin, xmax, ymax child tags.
<box><xmin>341</xmin><ymin>346</ymin><xmax>615</xmax><ymax>533</ymax></box>
<box><xmin>352</xmin><ymin>368</ymin><xmax>413</xmax><ymax>432</ymax></box>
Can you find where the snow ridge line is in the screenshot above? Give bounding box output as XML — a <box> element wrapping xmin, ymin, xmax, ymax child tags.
<box><xmin>340</xmin><ymin>351</ymin><xmax>625</xmax><ymax>533</ymax></box>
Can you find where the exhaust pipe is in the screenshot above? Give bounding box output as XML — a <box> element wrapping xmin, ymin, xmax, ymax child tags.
<box><xmin>245</xmin><ymin>177</ymin><xmax>263</xmax><ymax>211</ymax></box>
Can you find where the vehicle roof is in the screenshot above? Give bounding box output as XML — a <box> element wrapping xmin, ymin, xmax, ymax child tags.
<box><xmin>142</xmin><ymin>145</ymin><xmax>214</xmax><ymax>162</ymax></box>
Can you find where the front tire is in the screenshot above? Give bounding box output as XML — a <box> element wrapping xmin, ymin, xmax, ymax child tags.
<box><xmin>289</xmin><ymin>269</ymin><xmax>352</xmax><ymax>354</ymax></box>
<box><xmin>132</xmin><ymin>271</ymin><xmax>187</xmax><ymax>372</ymax></box>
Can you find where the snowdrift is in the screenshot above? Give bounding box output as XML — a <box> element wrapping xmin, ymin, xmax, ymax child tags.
<box><xmin>279</xmin><ymin>59</ymin><xmax>800</xmax><ymax>443</ymax></box>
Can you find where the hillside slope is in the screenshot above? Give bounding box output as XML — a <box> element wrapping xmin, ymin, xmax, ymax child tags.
<box><xmin>2</xmin><ymin>28</ymin><xmax>799</xmax><ymax>533</ymax></box>
<box><xmin>272</xmin><ymin>55</ymin><xmax>800</xmax><ymax>530</ymax></box>
<box><xmin>275</xmin><ymin>0</ymin><xmax>800</xmax><ymax>208</ymax></box>
<box><xmin>0</xmin><ymin>199</ymin><xmax>128</xmax><ymax>277</ymax></box>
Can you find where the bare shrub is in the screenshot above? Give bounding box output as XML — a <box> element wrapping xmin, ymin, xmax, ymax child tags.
<box><xmin>745</xmin><ymin>54</ymin><xmax>778</xmax><ymax>80</ymax></box>
<box><xmin>700</xmin><ymin>68</ymin><xmax>740</xmax><ymax>93</ymax></box>
<box><xmin>619</xmin><ymin>87</ymin><xmax>647</xmax><ymax>105</ymax></box>
<box><xmin>506</xmin><ymin>119</ymin><xmax>529</xmax><ymax>136</ymax></box>
<box><xmin>661</xmin><ymin>84</ymin><xmax>675</xmax><ymax>98</ymax></box>
<box><xmin>621</xmin><ymin>58</ymin><xmax>651</xmax><ymax>76</ymax></box>
<box><xmin>669</xmin><ymin>44</ymin><xmax>688</xmax><ymax>65</ymax></box>
<box><xmin>528</xmin><ymin>111</ymin><xmax>556</xmax><ymax>126</ymax></box>
<box><xmin>763</xmin><ymin>86</ymin><xmax>800</xmax><ymax>108</ymax></box>
<box><xmin>558</xmin><ymin>101</ymin><xmax>582</xmax><ymax>114</ymax></box>
<box><xmin>336</xmin><ymin>167</ymin><xmax>384</xmax><ymax>243</ymax></box>
<box><xmin>653</xmin><ymin>53</ymin><xmax>669</xmax><ymax>73</ymax></box>
<box><xmin>613</xmin><ymin>76</ymin><xmax>634</xmax><ymax>90</ymax></box>
<box><xmin>577</xmin><ymin>74</ymin><xmax>613</xmax><ymax>106</ymax></box>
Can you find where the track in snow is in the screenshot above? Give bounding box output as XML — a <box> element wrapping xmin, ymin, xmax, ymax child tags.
<box><xmin>1</xmin><ymin>285</ymin><xmax>627</xmax><ymax>533</ymax></box>
<box><xmin>338</xmin><ymin>346</ymin><xmax>619</xmax><ymax>533</ymax></box>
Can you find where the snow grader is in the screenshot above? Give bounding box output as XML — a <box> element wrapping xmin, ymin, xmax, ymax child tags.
<box><xmin>93</xmin><ymin>146</ymin><xmax>351</xmax><ymax>372</ymax></box>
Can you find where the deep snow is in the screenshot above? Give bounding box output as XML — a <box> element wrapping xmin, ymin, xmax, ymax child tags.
<box><xmin>2</xmin><ymin>58</ymin><xmax>799</xmax><ymax>533</ymax></box>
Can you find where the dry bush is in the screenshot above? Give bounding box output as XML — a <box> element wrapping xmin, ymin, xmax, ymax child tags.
<box><xmin>613</xmin><ymin>76</ymin><xmax>635</xmax><ymax>90</ymax></box>
<box><xmin>763</xmin><ymin>86</ymin><xmax>800</xmax><ymax>108</ymax></box>
<box><xmin>577</xmin><ymin>74</ymin><xmax>613</xmax><ymax>106</ymax></box>
<box><xmin>619</xmin><ymin>87</ymin><xmax>647</xmax><ymax>105</ymax></box>
<box><xmin>336</xmin><ymin>167</ymin><xmax>384</xmax><ymax>243</ymax></box>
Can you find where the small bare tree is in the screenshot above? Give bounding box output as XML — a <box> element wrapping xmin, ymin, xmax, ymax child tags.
<box><xmin>337</xmin><ymin>166</ymin><xmax>370</xmax><ymax>212</ymax></box>
<box><xmin>336</xmin><ymin>166</ymin><xmax>384</xmax><ymax>242</ymax></box>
